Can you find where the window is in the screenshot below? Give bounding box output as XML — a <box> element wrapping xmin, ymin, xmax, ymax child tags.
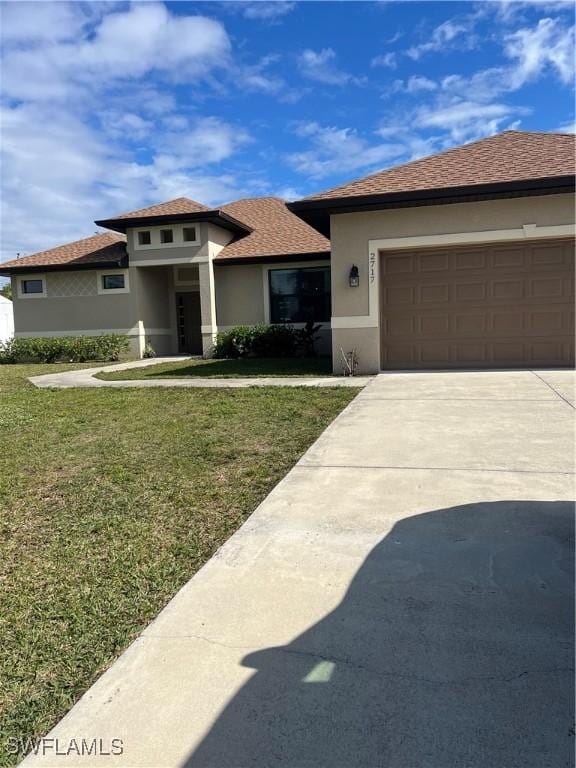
<box><xmin>183</xmin><ymin>227</ymin><xmax>197</xmax><ymax>243</ymax></box>
<box><xmin>160</xmin><ymin>229</ymin><xmax>173</xmax><ymax>244</ymax></box>
<box><xmin>97</xmin><ymin>270</ymin><xmax>129</xmax><ymax>294</ymax></box>
<box><xmin>102</xmin><ymin>274</ymin><xmax>125</xmax><ymax>290</ymax></box>
<box><xmin>137</xmin><ymin>231</ymin><xmax>151</xmax><ymax>246</ymax></box>
<box><xmin>269</xmin><ymin>266</ymin><xmax>330</xmax><ymax>324</ymax></box>
<box><xmin>22</xmin><ymin>279</ymin><xmax>44</xmax><ymax>294</ymax></box>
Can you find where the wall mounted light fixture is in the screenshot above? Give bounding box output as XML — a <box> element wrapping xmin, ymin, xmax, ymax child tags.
<box><xmin>349</xmin><ymin>264</ymin><xmax>359</xmax><ymax>287</ymax></box>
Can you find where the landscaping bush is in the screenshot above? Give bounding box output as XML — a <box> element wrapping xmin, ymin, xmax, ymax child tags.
<box><xmin>213</xmin><ymin>326</ymin><xmax>256</xmax><ymax>359</ymax></box>
<box><xmin>250</xmin><ymin>324</ymin><xmax>298</xmax><ymax>358</ymax></box>
<box><xmin>213</xmin><ymin>322</ymin><xmax>322</xmax><ymax>359</ymax></box>
<box><xmin>0</xmin><ymin>334</ymin><xmax>129</xmax><ymax>364</ymax></box>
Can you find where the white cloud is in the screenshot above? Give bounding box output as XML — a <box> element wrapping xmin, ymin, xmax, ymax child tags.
<box><xmin>413</xmin><ymin>100</ymin><xmax>529</xmax><ymax>143</ymax></box>
<box><xmin>99</xmin><ymin>112</ymin><xmax>154</xmax><ymax>142</ymax></box>
<box><xmin>287</xmin><ymin>122</ymin><xmax>405</xmax><ymax>178</ymax></box>
<box><xmin>0</xmin><ymin>103</ymin><xmax>251</xmax><ymax>262</ymax></box>
<box><xmin>407</xmin><ymin>19</ymin><xmax>473</xmax><ymax>60</ymax></box>
<box><xmin>438</xmin><ymin>16</ymin><xmax>575</xmax><ymax>104</ymax></box>
<box><xmin>406</xmin><ymin>75</ymin><xmax>438</xmax><ymax>93</ymax></box>
<box><xmin>557</xmin><ymin>120</ymin><xmax>576</xmax><ymax>133</ymax></box>
<box><xmin>488</xmin><ymin>0</ymin><xmax>575</xmax><ymax>23</ymax></box>
<box><xmin>504</xmin><ymin>17</ymin><xmax>575</xmax><ymax>87</ymax></box>
<box><xmin>297</xmin><ymin>48</ymin><xmax>360</xmax><ymax>86</ymax></box>
<box><xmin>238</xmin><ymin>2</ymin><xmax>296</xmax><ymax>20</ymax></box>
<box><xmin>156</xmin><ymin>117</ymin><xmax>252</xmax><ymax>166</ymax></box>
<box><xmin>1</xmin><ymin>4</ymin><xmax>231</xmax><ymax>102</ymax></box>
<box><xmin>238</xmin><ymin>54</ymin><xmax>285</xmax><ymax>94</ymax></box>
<box><xmin>371</xmin><ymin>52</ymin><xmax>397</xmax><ymax>68</ymax></box>
<box><xmin>0</xmin><ymin>1</ymin><xmax>89</xmax><ymax>43</ymax></box>
<box><xmin>0</xmin><ymin>3</ymin><xmax>261</xmax><ymax>262</ymax></box>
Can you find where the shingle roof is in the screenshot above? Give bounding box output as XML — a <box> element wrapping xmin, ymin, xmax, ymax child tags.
<box><xmin>302</xmin><ymin>131</ymin><xmax>576</xmax><ymax>202</ymax></box>
<box><xmin>216</xmin><ymin>197</ymin><xmax>330</xmax><ymax>261</ymax></box>
<box><xmin>0</xmin><ymin>199</ymin><xmax>328</xmax><ymax>272</ymax></box>
<box><xmin>0</xmin><ymin>232</ymin><xmax>126</xmax><ymax>273</ymax></box>
<box><xmin>106</xmin><ymin>197</ymin><xmax>210</xmax><ymax>219</ymax></box>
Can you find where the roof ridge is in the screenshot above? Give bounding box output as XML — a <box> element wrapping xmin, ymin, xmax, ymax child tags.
<box><xmin>222</xmin><ymin>195</ymin><xmax>286</xmax><ymax>205</ymax></box>
<box><xmin>502</xmin><ymin>129</ymin><xmax>575</xmax><ymax>137</ymax></box>
<box><xmin>303</xmin><ymin>131</ymin><xmax>524</xmax><ymax>200</ymax></box>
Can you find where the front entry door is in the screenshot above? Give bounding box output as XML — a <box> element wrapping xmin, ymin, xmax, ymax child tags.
<box><xmin>176</xmin><ymin>292</ymin><xmax>202</xmax><ymax>354</ymax></box>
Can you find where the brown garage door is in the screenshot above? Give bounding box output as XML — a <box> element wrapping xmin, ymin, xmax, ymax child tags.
<box><xmin>380</xmin><ymin>238</ymin><xmax>574</xmax><ymax>369</ymax></box>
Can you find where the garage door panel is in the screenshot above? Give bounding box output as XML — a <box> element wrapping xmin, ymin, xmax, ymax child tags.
<box><xmin>531</xmin><ymin>242</ymin><xmax>568</xmax><ymax>266</ymax></box>
<box><xmin>419</xmin><ymin>284</ymin><xmax>450</xmax><ymax>303</ymax></box>
<box><xmin>380</xmin><ymin>239</ymin><xmax>574</xmax><ymax>369</ymax></box>
<box><xmin>454</xmin><ymin>251</ymin><xmax>487</xmax><ymax>270</ymax></box>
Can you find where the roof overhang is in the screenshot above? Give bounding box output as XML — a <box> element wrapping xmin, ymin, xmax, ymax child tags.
<box><xmin>213</xmin><ymin>250</ymin><xmax>331</xmax><ymax>267</ymax></box>
<box><xmin>95</xmin><ymin>210</ymin><xmax>252</xmax><ymax>236</ymax></box>
<box><xmin>288</xmin><ymin>176</ymin><xmax>576</xmax><ymax>236</ymax></box>
<box><xmin>0</xmin><ymin>256</ymin><xmax>128</xmax><ymax>277</ymax></box>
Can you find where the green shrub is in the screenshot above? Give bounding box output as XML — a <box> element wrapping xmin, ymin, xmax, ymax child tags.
<box><xmin>250</xmin><ymin>324</ymin><xmax>298</xmax><ymax>358</ymax></box>
<box><xmin>213</xmin><ymin>326</ymin><xmax>255</xmax><ymax>359</ymax></box>
<box><xmin>0</xmin><ymin>334</ymin><xmax>129</xmax><ymax>364</ymax></box>
<box><xmin>143</xmin><ymin>341</ymin><xmax>156</xmax><ymax>359</ymax></box>
<box><xmin>212</xmin><ymin>323</ymin><xmax>322</xmax><ymax>359</ymax></box>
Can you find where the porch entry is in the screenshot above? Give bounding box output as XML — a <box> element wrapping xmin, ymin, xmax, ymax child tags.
<box><xmin>175</xmin><ymin>292</ymin><xmax>202</xmax><ymax>354</ymax></box>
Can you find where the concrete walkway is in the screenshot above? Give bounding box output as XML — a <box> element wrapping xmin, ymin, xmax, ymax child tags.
<box><xmin>28</xmin><ymin>357</ymin><xmax>371</xmax><ymax>389</ymax></box>
<box><xmin>22</xmin><ymin>370</ymin><xmax>574</xmax><ymax>768</ymax></box>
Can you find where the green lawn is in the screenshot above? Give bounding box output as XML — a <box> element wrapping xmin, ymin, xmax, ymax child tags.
<box><xmin>0</xmin><ymin>363</ymin><xmax>358</xmax><ymax>765</ymax></box>
<box><xmin>97</xmin><ymin>356</ymin><xmax>333</xmax><ymax>380</ymax></box>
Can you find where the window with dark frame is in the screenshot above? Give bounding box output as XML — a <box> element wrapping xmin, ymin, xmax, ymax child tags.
<box><xmin>137</xmin><ymin>231</ymin><xmax>151</xmax><ymax>245</ymax></box>
<box><xmin>269</xmin><ymin>266</ymin><xmax>331</xmax><ymax>324</ymax></box>
<box><xmin>160</xmin><ymin>229</ymin><xmax>174</xmax><ymax>244</ymax></box>
<box><xmin>183</xmin><ymin>227</ymin><xmax>197</xmax><ymax>242</ymax></box>
<box><xmin>102</xmin><ymin>274</ymin><xmax>125</xmax><ymax>290</ymax></box>
<box><xmin>21</xmin><ymin>279</ymin><xmax>44</xmax><ymax>294</ymax></box>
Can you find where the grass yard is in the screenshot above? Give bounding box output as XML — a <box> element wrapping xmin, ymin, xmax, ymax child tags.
<box><xmin>97</xmin><ymin>356</ymin><xmax>333</xmax><ymax>380</ymax></box>
<box><xmin>0</xmin><ymin>363</ymin><xmax>358</xmax><ymax>766</ymax></box>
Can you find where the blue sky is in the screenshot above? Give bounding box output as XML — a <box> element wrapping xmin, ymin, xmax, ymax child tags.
<box><xmin>0</xmin><ymin>0</ymin><xmax>574</xmax><ymax>261</ymax></box>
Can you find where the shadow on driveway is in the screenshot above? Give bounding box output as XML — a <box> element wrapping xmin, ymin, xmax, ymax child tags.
<box><xmin>186</xmin><ymin>501</ymin><xmax>574</xmax><ymax>768</ymax></box>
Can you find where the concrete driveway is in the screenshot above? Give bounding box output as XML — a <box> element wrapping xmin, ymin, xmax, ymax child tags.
<box><xmin>22</xmin><ymin>370</ymin><xmax>574</xmax><ymax>768</ymax></box>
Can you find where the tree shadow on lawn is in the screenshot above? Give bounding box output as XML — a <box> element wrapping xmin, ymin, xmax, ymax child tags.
<box><xmin>185</xmin><ymin>500</ymin><xmax>574</xmax><ymax>768</ymax></box>
<box><xmin>148</xmin><ymin>357</ymin><xmax>333</xmax><ymax>378</ymax></box>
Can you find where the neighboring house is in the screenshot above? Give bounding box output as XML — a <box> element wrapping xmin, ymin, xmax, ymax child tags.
<box><xmin>1</xmin><ymin>130</ymin><xmax>574</xmax><ymax>372</ymax></box>
<box><xmin>0</xmin><ymin>295</ymin><xmax>14</xmax><ymax>343</ymax></box>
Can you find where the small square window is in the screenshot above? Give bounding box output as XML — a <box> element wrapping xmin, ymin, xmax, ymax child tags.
<box><xmin>22</xmin><ymin>279</ymin><xmax>44</xmax><ymax>294</ymax></box>
<box><xmin>183</xmin><ymin>227</ymin><xmax>197</xmax><ymax>243</ymax></box>
<box><xmin>102</xmin><ymin>274</ymin><xmax>125</xmax><ymax>290</ymax></box>
<box><xmin>160</xmin><ymin>229</ymin><xmax>174</xmax><ymax>244</ymax></box>
<box><xmin>137</xmin><ymin>231</ymin><xmax>151</xmax><ymax>245</ymax></box>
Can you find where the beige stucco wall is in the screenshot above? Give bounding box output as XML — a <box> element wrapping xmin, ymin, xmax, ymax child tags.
<box><xmin>130</xmin><ymin>266</ymin><xmax>174</xmax><ymax>355</ymax></box>
<box><xmin>330</xmin><ymin>193</ymin><xmax>576</xmax><ymax>373</ymax></box>
<box><xmin>11</xmin><ymin>269</ymin><xmax>136</xmax><ymax>336</ymax></box>
<box><xmin>214</xmin><ymin>260</ymin><xmax>332</xmax><ymax>356</ymax></box>
<box><xmin>126</xmin><ymin>222</ymin><xmax>210</xmax><ymax>265</ymax></box>
<box><xmin>215</xmin><ymin>264</ymin><xmax>264</xmax><ymax>326</ymax></box>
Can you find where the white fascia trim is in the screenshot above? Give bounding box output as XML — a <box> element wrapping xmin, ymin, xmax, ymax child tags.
<box><xmin>97</xmin><ymin>268</ymin><xmax>130</xmax><ymax>294</ymax></box>
<box><xmin>130</xmin><ymin>256</ymin><xmax>208</xmax><ymax>267</ymax></box>
<box><xmin>331</xmin><ymin>316</ymin><xmax>378</xmax><ymax>329</ymax></box>
<box><xmin>368</xmin><ymin>223</ymin><xmax>575</xmax><ymax>252</ymax></box>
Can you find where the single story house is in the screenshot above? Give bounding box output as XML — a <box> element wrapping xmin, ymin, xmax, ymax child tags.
<box><xmin>1</xmin><ymin>130</ymin><xmax>574</xmax><ymax>373</ymax></box>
